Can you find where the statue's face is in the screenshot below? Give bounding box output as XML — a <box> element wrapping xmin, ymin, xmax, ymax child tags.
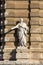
<box><xmin>20</xmin><ymin>18</ymin><xmax>23</xmax><ymax>22</ymax></box>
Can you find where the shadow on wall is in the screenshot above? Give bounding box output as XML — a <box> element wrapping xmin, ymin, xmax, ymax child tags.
<box><xmin>9</xmin><ymin>49</ymin><xmax>17</xmax><ymax>61</ymax></box>
<box><xmin>0</xmin><ymin>0</ymin><xmax>5</xmax><ymax>60</ymax></box>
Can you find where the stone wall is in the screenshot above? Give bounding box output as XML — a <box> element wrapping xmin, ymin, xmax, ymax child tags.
<box><xmin>3</xmin><ymin>0</ymin><xmax>29</xmax><ymax>60</ymax></box>
<box><xmin>0</xmin><ymin>0</ymin><xmax>43</xmax><ymax>64</ymax></box>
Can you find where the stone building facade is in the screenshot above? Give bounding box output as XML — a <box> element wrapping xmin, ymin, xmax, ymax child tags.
<box><xmin>0</xmin><ymin>0</ymin><xmax>43</xmax><ymax>64</ymax></box>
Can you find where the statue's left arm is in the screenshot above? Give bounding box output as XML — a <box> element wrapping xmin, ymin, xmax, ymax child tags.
<box><xmin>25</xmin><ymin>24</ymin><xmax>29</xmax><ymax>32</ymax></box>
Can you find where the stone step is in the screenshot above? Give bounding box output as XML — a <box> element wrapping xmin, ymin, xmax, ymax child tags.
<box><xmin>15</xmin><ymin>59</ymin><xmax>42</xmax><ymax>65</ymax></box>
<box><xmin>3</xmin><ymin>47</ymin><xmax>43</xmax><ymax>53</ymax></box>
<box><xmin>3</xmin><ymin>53</ymin><xmax>43</xmax><ymax>60</ymax></box>
<box><xmin>5</xmin><ymin>9</ymin><xmax>29</xmax><ymax>17</ymax></box>
<box><xmin>16</xmin><ymin>53</ymin><xmax>30</xmax><ymax>59</ymax></box>
<box><xmin>16</xmin><ymin>53</ymin><xmax>43</xmax><ymax>59</ymax></box>
<box><xmin>0</xmin><ymin>59</ymin><xmax>41</xmax><ymax>65</ymax></box>
<box><xmin>5</xmin><ymin>1</ymin><xmax>29</xmax><ymax>9</ymax></box>
<box><xmin>5</xmin><ymin>18</ymin><xmax>29</xmax><ymax>25</ymax></box>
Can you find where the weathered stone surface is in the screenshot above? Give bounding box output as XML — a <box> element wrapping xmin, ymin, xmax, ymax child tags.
<box><xmin>30</xmin><ymin>18</ymin><xmax>43</xmax><ymax>25</ymax></box>
<box><xmin>3</xmin><ymin>48</ymin><xmax>16</xmax><ymax>52</ymax></box>
<box><xmin>5</xmin><ymin>34</ymin><xmax>14</xmax><ymax>37</ymax></box>
<box><xmin>5</xmin><ymin>18</ymin><xmax>29</xmax><ymax>25</ymax></box>
<box><xmin>3</xmin><ymin>53</ymin><xmax>11</xmax><ymax>59</ymax></box>
<box><xmin>39</xmin><ymin>1</ymin><xmax>43</xmax><ymax>9</ymax></box>
<box><xmin>16</xmin><ymin>53</ymin><xmax>30</xmax><ymax>59</ymax></box>
<box><xmin>4</xmin><ymin>45</ymin><xmax>15</xmax><ymax>48</ymax></box>
<box><xmin>4</xmin><ymin>29</ymin><xmax>15</xmax><ymax>33</ymax></box>
<box><xmin>5</xmin><ymin>9</ymin><xmax>29</xmax><ymax>17</ymax></box>
<box><xmin>39</xmin><ymin>10</ymin><xmax>43</xmax><ymax>17</ymax></box>
<box><xmin>5</xmin><ymin>26</ymin><xmax>15</xmax><ymax>29</ymax></box>
<box><xmin>4</xmin><ymin>48</ymin><xmax>43</xmax><ymax>53</ymax></box>
<box><xmin>30</xmin><ymin>49</ymin><xmax>43</xmax><ymax>53</ymax></box>
<box><xmin>31</xmin><ymin>1</ymin><xmax>43</xmax><ymax>9</ymax></box>
<box><xmin>30</xmin><ymin>9</ymin><xmax>39</xmax><ymax>17</ymax></box>
<box><xmin>16</xmin><ymin>47</ymin><xmax>29</xmax><ymax>53</ymax></box>
<box><xmin>31</xmin><ymin>34</ymin><xmax>43</xmax><ymax>42</ymax></box>
<box><xmin>31</xmin><ymin>42</ymin><xmax>43</xmax><ymax>49</ymax></box>
<box><xmin>5</xmin><ymin>37</ymin><xmax>15</xmax><ymax>42</ymax></box>
<box><xmin>30</xmin><ymin>26</ymin><xmax>43</xmax><ymax>33</ymax></box>
<box><xmin>1</xmin><ymin>0</ymin><xmax>43</xmax><ymax>62</ymax></box>
<box><xmin>31</xmin><ymin>1</ymin><xmax>39</xmax><ymax>8</ymax></box>
<box><xmin>31</xmin><ymin>9</ymin><xmax>43</xmax><ymax>17</ymax></box>
<box><xmin>0</xmin><ymin>60</ymin><xmax>41</xmax><ymax>65</ymax></box>
<box><xmin>30</xmin><ymin>17</ymin><xmax>39</xmax><ymax>25</ymax></box>
<box><xmin>5</xmin><ymin>1</ymin><xmax>29</xmax><ymax>9</ymax></box>
<box><xmin>39</xmin><ymin>18</ymin><xmax>43</xmax><ymax>25</ymax></box>
<box><xmin>30</xmin><ymin>45</ymin><xmax>41</xmax><ymax>49</ymax></box>
<box><xmin>0</xmin><ymin>53</ymin><xmax>3</xmax><ymax>60</ymax></box>
<box><xmin>16</xmin><ymin>52</ymin><xmax>43</xmax><ymax>59</ymax></box>
<box><xmin>31</xmin><ymin>42</ymin><xmax>43</xmax><ymax>45</ymax></box>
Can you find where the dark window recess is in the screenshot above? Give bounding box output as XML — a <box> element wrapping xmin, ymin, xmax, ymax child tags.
<box><xmin>0</xmin><ymin>0</ymin><xmax>5</xmax><ymax>49</ymax></box>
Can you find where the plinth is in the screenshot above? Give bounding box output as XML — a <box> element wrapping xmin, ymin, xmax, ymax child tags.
<box><xmin>16</xmin><ymin>46</ymin><xmax>30</xmax><ymax>62</ymax></box>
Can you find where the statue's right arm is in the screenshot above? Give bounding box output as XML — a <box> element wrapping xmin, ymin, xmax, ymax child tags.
<box><xmin>4</xmin><ymin>24</ymin><xmax>19</xmax><ymax>35</ymax></box>
<box><xmin>11</xmin><ymin>24</ymin><xmax>19</xmax><ymax>30</ymax></box>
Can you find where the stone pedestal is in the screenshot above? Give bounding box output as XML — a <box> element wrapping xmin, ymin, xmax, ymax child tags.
<box><xmin>16</xmin><ymin>46</ymin><xmax>29</xmax><ymax>61</ymax></box>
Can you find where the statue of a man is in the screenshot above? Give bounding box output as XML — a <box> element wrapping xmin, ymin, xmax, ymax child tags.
<box><xmin>11</xmin><ymin>18</ymin><xmax>29</xmax><ymax>47</ymax></box>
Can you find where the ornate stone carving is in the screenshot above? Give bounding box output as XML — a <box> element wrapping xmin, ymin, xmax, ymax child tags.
<box><xmin>11</xmin><ymin>18</ymin><xmax>29</xmax><ymax>47</ymax></box>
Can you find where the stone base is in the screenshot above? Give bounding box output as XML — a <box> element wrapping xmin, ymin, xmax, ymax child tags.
<box><xmin>16</xmin><ymin>46</ymin><xmax>30</xmax><ymax>60</ymax></box>
<box><xmin>0</xmin><ymin>60</ymin><xmax>42</xmax><ymax>65</ymax></box>
<box><xmin>16</xmin><ymin>46</ymin><xmax>29</xmax><ymax>53</ymax></box>
<box><xmin>16</xmin><ymin>53</ymin><xmax>30</xmax><ymax>59</ymax></box>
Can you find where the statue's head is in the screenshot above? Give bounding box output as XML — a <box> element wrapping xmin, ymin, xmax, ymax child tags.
<box><xmin>20</xmin><ymin>18</ymin><xmax>23</xmax><ymax>22</ymax></box>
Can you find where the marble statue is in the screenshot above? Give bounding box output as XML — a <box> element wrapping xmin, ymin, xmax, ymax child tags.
<box><xmin>11</xmin><ymin>18</ymin><xmax>29</xmax><ymax>47</ymax></box>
